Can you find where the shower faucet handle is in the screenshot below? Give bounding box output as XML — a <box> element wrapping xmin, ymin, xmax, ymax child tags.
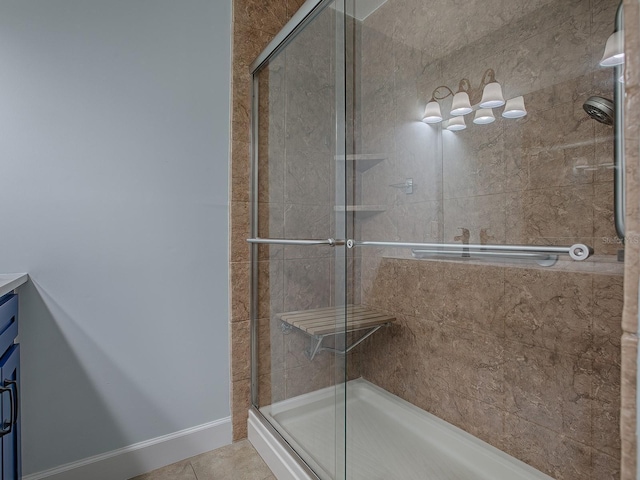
<box><xmin>453</xmin><ymin>228</ymin><xmax>470</xmax><ymax>243</ymax></box>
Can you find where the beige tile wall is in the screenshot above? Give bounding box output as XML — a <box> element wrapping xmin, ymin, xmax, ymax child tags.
<box><xmin>361</xmin><ymin>259</ymin><xmax>622</xmax><ymax>479</ymax></box>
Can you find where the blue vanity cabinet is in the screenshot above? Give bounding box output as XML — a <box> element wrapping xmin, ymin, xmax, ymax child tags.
<box><xmin>0</xmin><ymin>294</ymin><xmax>20</xmax><ymax>480</ymax></box>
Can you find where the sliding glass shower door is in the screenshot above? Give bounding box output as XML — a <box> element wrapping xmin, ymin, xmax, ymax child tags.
<box><xmin>249</xmin><ymin>1</ymin><xmax>348</xmax><ymax>479</ymax></box>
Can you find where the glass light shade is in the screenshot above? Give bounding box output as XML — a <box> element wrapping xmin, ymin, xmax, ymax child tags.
<box><xmin>473</xmin><ymin>108</ymin><xmax>495</xmax><ymax>124</ymax></box>
<box><xmin>450</xmin><ymin>91</ymin><xmax>472</xmax><ymax>116</ymax></box>
<box><xmin>600</xmin><ymin>31</ymin><xmax>624</xmax><ymax>67</ymax></box>
<box><xmin>446</xmin><ymin>116</ymin><xmax>466</xmax><ymax>131</ymax></box>
<box><xmin>502</xmin><ymin>96</ymin><xmax>527</xmax><ymax>118</ymax></box>
<box><xmin>479</xmin><ymin>82</ymin><xmax>505</xmax><ymax>108</ymax></box>
<box><xmin>423</xmin><ymin>101</ymin><xmax>443</xmax><ymax>124</ymax></box>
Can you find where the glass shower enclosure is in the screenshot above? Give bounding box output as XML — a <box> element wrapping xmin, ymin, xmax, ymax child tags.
<box><xmin>248</xmin><ymin>1</ymin><xmax>624</xmax><ymax>479</ymax></box>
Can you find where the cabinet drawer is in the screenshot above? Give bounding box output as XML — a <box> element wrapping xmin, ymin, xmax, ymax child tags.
<box><xmin>0</xmin><ymin>296</ymin><xmax>18</xmax><ymax>357</ymax></box>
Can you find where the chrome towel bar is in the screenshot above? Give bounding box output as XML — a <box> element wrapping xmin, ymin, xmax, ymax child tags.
<box><xmin>247</xmin><ymin>238</ymin><xmax>344</xmax><ymax>247</ymax></box>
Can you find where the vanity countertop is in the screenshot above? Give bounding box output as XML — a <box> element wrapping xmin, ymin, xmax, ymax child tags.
<box><xmin>0</xmin><ymin>274</ymin><xmax>28</xmax><ymax>297</ymax></box>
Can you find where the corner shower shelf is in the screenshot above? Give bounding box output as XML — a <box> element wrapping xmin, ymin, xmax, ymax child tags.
<box><xmin>277</xmin><ymin>304</ymin><xmax>395</xmax><ymax>360</ymax></box>
<box><xmin>335</xmin><ymin>154</ymin><xmax>387</xmax><ymax>172</ymax></box>
<box><xmin>334</xmin><ymin>205</ymin><xmax>386</xmax><ymax>218</ymax></box>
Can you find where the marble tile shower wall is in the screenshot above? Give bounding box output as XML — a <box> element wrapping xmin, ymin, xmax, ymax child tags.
<box><xmin>361</xmin><ymin>259</ymin><xmax>622</xmax><ymax>479</ymax></box>
<box><xmin>356</xmin><ymin>1</ymin><xmax>623</xmax><ymax>479</ymax></box>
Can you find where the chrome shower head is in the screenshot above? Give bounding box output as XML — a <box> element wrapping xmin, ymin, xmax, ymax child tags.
<box><xmin>583</xmin><ymin>96</ymin><xmax>615</xmax><ymax>125</ymax></box>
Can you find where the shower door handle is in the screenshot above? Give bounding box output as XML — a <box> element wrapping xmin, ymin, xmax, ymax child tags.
<box><xmin>247</xmin><ymin>238</ymin><xmax>345</xmax><ymax>247</ymax></box>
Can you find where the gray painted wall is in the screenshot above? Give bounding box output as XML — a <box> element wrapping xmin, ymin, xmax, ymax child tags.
<box><xmin>0</xmin><ymin>0</ymin><xmax>231</xmax><ymax>474</ymax></box>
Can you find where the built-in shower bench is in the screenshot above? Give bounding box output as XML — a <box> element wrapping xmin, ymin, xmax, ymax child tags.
<box><xmin>277</xmin><ymin>305</ymin><xmax>395</xmax><ymax>360</ymax></box>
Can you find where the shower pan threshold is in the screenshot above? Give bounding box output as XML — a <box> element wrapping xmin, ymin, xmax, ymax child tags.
<box><xmin>249</xmin><ymin>379</ymin><xmax>553</xmax><ymax>480</ymax></box>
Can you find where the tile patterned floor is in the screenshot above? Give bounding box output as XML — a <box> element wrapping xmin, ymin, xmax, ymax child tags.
<box><xmin>129</xmin><ymin>440</ymin><xmax>275</xmax><ymax>480</ymax></box>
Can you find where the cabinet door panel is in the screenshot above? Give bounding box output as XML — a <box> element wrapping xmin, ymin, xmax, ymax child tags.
<box><xmin>1</xmin><ymin>345</ymin><xmax>20</xmax><ymax>480</ymax></box>
<box><xmin>0</xmin><ymin>296</ymin><xmax>17</xmax><ymax>360</ymax></box>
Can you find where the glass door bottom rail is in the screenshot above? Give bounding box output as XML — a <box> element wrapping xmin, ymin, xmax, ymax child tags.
<box><xmin>276</xmin><ymin>305</ymin><xmax>396</xmax><ymax>360</ymax></box>
<box><xmin>260</xmin><ymin>379</ymin><xmax>554</xmax><ymax>480</ymax></box>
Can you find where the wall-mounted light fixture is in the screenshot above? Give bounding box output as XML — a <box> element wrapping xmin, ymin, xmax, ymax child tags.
<box><xmin>600</xmin><ymin>30</ymin><xmax>624</xmax><ymax>67</ymax></box>
<box><xmin>600</xmin><ymin>29</ymin><xmax>625</xmax><ymax>85</ymax></box>
<box><xmin>450</xmin><ymin>79</ymin><xmax>473</xmax><ymax>115</ymax></box>
<box><xmin>445</xmin><ymin>116</ymin><xmax>467</xmax><ymax>131</ymax></box>
<box><xmin>423</xmin><ymin>68</ymin><xmax>526</xmax><ymax>130</ymax></box>
<box><xmin>422</xmin><ymin>100</ymin><xmax>443</xmax><ymax>124</ymax></box>
<box><xmin>473</xmin><ymin>108</ymin><xmax>495</xmax><ymax>125</ymax></box>
<box><xmin>502</xmin><ymin>96</ymin><xmax>527</xmax><ymax>118</ymax></box>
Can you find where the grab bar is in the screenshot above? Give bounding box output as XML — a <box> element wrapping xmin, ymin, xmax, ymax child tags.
<box><xmin>614</xmin><ymin>1</ymin><xmax>625</xmax><ymax>239</ymax></box>
<box><xmin>347</xmin><ymin>240</ymin><xmax>592</xmax><ymax>261</ymax></box>
<box><xmin>411</xmin><ymin>249</ymin><xmax>558</xmax><ymax>267</ymax></box>
<box><xmin>247</xmin><ymin>238</ymin><xmax>344</xmax><ymax>247</ymax></box>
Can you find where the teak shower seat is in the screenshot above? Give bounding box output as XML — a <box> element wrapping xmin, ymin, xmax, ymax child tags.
<box><xmin>277</xmin><ymin>304</ymin><xmax>395</xmax><ymax>360</ymax></box>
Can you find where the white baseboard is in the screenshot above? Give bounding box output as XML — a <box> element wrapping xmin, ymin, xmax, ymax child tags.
<box><xmin>23</xmin><ymin>417</ymin><xmax>232</xmax><ymax>480</ymax></box>
<box><xmin>248</xmin><ymin>409</ymin><xmax>316</xmax><ymax>480</ymax></box>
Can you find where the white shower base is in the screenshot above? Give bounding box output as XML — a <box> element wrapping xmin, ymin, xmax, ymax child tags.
<box><xmin>251</xmin><ymin>378</ymin><xmax>553</xmax><ymax>480</ymax></box>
